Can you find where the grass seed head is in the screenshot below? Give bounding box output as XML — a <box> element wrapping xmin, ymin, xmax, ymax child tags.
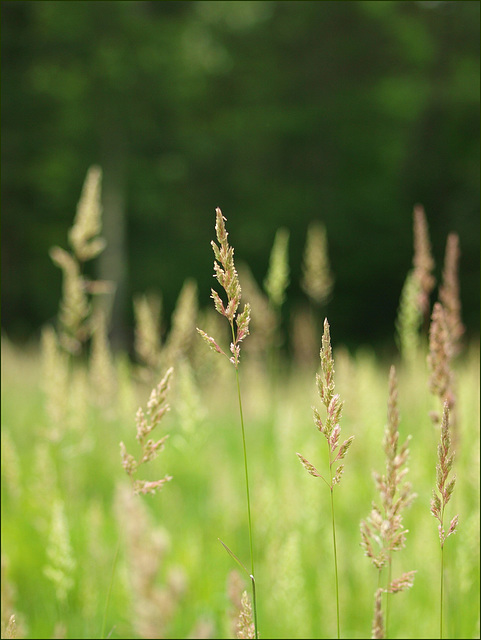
<box><xmin>49</xmin><ymin>246</ymin><xmax>90</xmax><ymax>352</ymax></box>
<box><xmin>372</xmin><ymin>588</ymin><xmax>385</xmax><ymax>639</ymax></box>
<box><xmin>428</xmin><ymin>303</ymin><xmax>452</xmax><ymax>401</ymax></box>
<box><xmin>68</xmin><ymin>165</ymin><xmax>106</xmax><ymax>262</ymax></box>
<box><xmin>298</xmin><ymin>317</ymin><xmax>353</xmax><ymax>490</ymax></box>
<box><xmin>264</xmin><ymin>227</ymin><xmax>290</xmax><ymax>309</ymax></box>
<box><xmin>301</xmin><ymin>221</ymin><xmax>334</xmax><ymax>305</ymax></box>
<box><xmin>361</xmin><ymin>364</ymin><xmax>415</xmax><ymax>604</ymax></box>
<box><xmin>431</xmin><ymin>402</ymin><xmax>459</xmax><ymax>546</ymax></box>
<box><xmin>121</xmin><ymin>367</ymin><xmax>173</xmax><ymax>496</ymax></box>
<box><xmin>3</xmin><ymin>615</ymin><xmax>17</xmax><ymax>640</ymax></box>
<box><xmin>413</xmin><ymin>204</ymin><xmax>436</xmax><ymax>320</ymax></box>
<box><xmin>163</xmin><ymin>279</ymin><xmax>198</xmax><ymax>366</ymax></box>
<box><xmin>439</xmin><ymin>233</ymin><xmax>464</xmax><ymax>356</ymax></box>
<box><xmin>386</xmin><ymin>570</ymin><xmax>417</xmax><ymax>593</ymax></box>
<box><xmin>198</xmin><ymin>208</ymin><xmax>250</xmax><ymax>368</ymax></box>
<box><xmin>133</xmin><ymin>292</ymin><xmax>163</xmax><ymax>373</ymax></box>
<box><xmin>236</xmin><ymin>590</ymin><xmax>255</xmax><ymax>639</ymax></box>
<box><xmin>395</xmin><ymin>270</ymin><xmax>423</xmax><ymax>365</ymax></box>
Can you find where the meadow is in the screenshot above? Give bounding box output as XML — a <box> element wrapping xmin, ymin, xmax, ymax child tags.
<box><xmin>1</xmin><ymin>171</ymin><xmax>479</xmax><ymax>640</ymax></box>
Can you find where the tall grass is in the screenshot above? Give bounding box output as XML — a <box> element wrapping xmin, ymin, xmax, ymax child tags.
<box><xmin>197</xmin><ymin>208</ymin><xmax>256</xmax><ymax>638</ymax></box>
<box><xmin>0</xmin><ymin>178</ymin><xmax>479</xmax><ymax>639</ymax></box>
<box><xmin>360</xmin><ymin>365</ymin><xmax>416</xmax><ymax>638</ymax></box>
<box><xmin>297</xmin><ymin>318</ymin><xmax>354</xmax><ymax>639</ymax></box>
<box><xmin>430</xmin><ymin>402</ymin><xmax>459</xmax><ymax>640</ymax></box>
<box><xmin>1</xmin><ymin>334</ymin><xmax>479</xmax><ymax>638</ymax></box>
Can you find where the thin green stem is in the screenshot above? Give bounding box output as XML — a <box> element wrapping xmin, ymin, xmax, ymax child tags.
<box><xmin>439</xmin><ymin>501</ymin><xmax>445</xmax><ymax>640</ymax></box>
<box><xmin>331</xmin><ymin>488</ymin><xmax>340</xmax><ymax>639</ymax></box>
<box><xmin>250</xmin><ymin>573</ymin><xmax>258</xmax><ymax>639</ymax></box>
<box><xmin>101</xmin><ymin>535</ymin><xmax>120</xmax><ymax>639</ymax></box>
<box><xmin>231</xmin><ymin>323</ymin><xmax>258</xmax><ymax>639</ymax></box>
<box><xmin>235</xmin><ymin>365</ymin><xmax>258</xmax><ymax>638</ymax></box>
<box><xmin>440</xmin><ymin>543</ymin><xmax>444</xmax><ymax>640</ymax></box>
<box><xmin>327</xmin><ymin>443</ymin><xmax>340</xmax><ymax>639</ymax></box>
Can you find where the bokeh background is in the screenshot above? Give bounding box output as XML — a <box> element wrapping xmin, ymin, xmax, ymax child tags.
<box><xmin>2</xmin><ymin>0</ymin><xmax>480</xmax><ymax>350</ymax></box>
<box><xmin>1</xmin><ymin>5</ymin><xmax>480</xmax><ymax>639</ymax></box>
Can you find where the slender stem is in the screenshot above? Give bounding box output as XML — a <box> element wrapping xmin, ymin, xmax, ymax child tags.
<box><xmin>439</xmin><ymin>501</ymin><xmax>445</xmax><ymax>640</ymax></box>
<box><xmin>331</xmin><ymin>488</ymin><xmax>340</xmax><ymax>639</ymax></box>
<box><xmin>440</xmin><ymin>543</ymin><xmax>444</xmax><ymax>640</ymax></box>
<box><xmin>327</xmin><ymin>443</ymin><xmax>340</xmax><ymax>639</ymax></box>
<box><xmin>231</xmin><ymin>324</ymin><xmax>258</xmax><ymax>639</ymax></box>
<box><xmin>101</xmin><ymin>535</ymin><xmax>120</xmax><ymax>639</ymax></box>
<box><xmin>250</xmin><ymin>573</ymin><xmax>258</xmax><ymax>639</ymax></box>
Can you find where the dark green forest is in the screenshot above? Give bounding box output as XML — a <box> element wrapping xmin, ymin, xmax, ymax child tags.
<box><xmin>2</xmin><ymin>0</ymin><xmax>479</xmax><ymax>351</ymax></box>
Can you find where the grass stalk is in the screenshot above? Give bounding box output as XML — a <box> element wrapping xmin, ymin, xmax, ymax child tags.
<box><xmin>233</xmin><ymin>327</ymin><xmax>258</xmax><ymax>639</ymax></box>
<box><xmin>430</xmin><ymin>401</ymin><xmax>459</xmax><ymax>640</ymax></box>
<box><xmin>325</xmin><ymin>416</ymin><xmax>341</xmax><ymax>639</ymax></box>
<box><xmin>360</xmin><ymin>365</ymin><xmax>416</xmax><ymax>638</ymax></box>
<box><xmin>297</xmin><ymin>318</ymin><xmax>354</xmax><ymax>640</ymax></box>
<box><xmin>197</xmin><ymin>208</ymin><xmax>257</xmax><ymax>637</ymax></box>
<box><xmin>330</xmin><ymin>487</ymin><xmax>340</xmax><ymax>639</ymax></box>
<box><xmin>440</xmin><ymin>541</ymin><xmax>444</xmax><ymax>639</ymax></box>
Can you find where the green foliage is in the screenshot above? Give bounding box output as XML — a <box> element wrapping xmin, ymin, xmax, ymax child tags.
<box><xmin>1</xmin><ymin>0</ymin><xmax>479</xmax><ymax>346</ymax></box>
<box><xmin>1</xmin><ymin>4</ymin><xmax>480</xmax><ymax>637</ymax></box>
<box><xmin>1</xmin><ymin>338</ymin><xmax>479</xmax><ymax>639</ymax></box>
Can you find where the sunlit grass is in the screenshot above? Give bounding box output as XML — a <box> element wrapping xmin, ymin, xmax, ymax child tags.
<box><xmin>1</xmin><ymin>338</ymin><xmax>479</xmax><ymax>639</ymax></box>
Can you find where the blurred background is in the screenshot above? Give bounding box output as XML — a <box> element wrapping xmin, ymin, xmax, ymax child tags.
<box><xmin>2</xmin><ymin>0</ymin><xmax>479</xmax><ymax>352</ymax></box>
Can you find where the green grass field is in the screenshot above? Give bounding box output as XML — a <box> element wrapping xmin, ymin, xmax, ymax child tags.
<box><xmin>2</xmin><ymin>178</ymin><xmax>479</xmax><ymax>639</ymax></box>
<box><xmin>1</xmin><ymin>334</ymin><xmax>479</xmax><ymax>639</ymax></box>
